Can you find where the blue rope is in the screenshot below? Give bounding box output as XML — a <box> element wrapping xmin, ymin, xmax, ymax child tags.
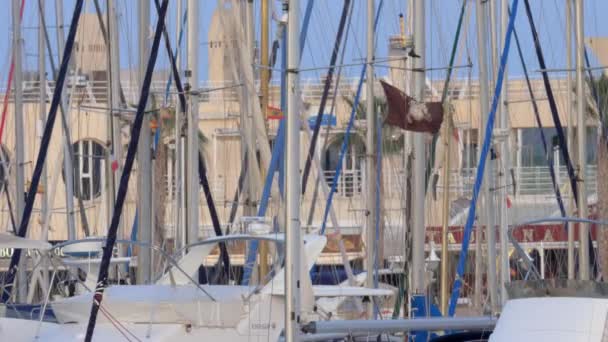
<box><xmin>585</xmin><ymin>48</ymin><xmax>607</xmax><ymax>139</ymax></box>
<box><xmin>163</xmin><ymin>9</ymin><xmax>187</xmax><ymax>107</ymax></box>
<box><xmin>320</xmin><ymin>0</ymin><xmax>384</xmax><ymax>235</ymax></box>
<box><xmin>241</xmin><ymin>1</ymin><xmax>316</xmax><ymax>285</ymax></box>
<box><xmin>448</xmin><ymin>0</ymin><xmax>519</xmax><ymax>316</ymax></box>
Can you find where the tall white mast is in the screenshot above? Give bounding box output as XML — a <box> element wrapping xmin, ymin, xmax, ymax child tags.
<box><xmin>136</xmin><ymin>0</ymin><xmax>152</xmax><ymax>284</ymax></box>
<box><xmin>108</xmin><ymin>0</ymin><xmax>123</xmax><ymax>248</ymax></box>
<box><xmin>485</xmin><ymin>0</ymin><xmax>499</xmax><ymax>314</ymax></box>
<box><xmin>566</xmin><ymin>0</ymin><xmax>575</xmax><ymax>280</ymax></box>
<box><xmin>173</xmin><ymin>0</ymin><xmax>186</xmax><ymax>253</ymax></box>
<box><xmin>244</xmin><ymin>0</ymin><xmax>257</xmax><ymax>218</ymax></box>
<box><xmin>575</xmin><ymin>0</ymin><xmax>589</xmax><ymax>280</ymax></box>
<box><xmin>364</xmin><ymin>0</ymin><xmax>377</xmax><ymax>318</ymax></box>
<box><xmin>55</xmin><ymin>0</ymin><xmax>77</xmax><ymax>241</ymax></box>
<box><xmin>38</xmin><ymin>0</ymin><xmax>48</xmax><ymax>234</ymax></box>
<box><xmin>474</xmin><ymin>0</ymin><xmax>491</xmax><ymax>311</ymax></box>
<box><xmin>38</xmin><ymin>0</ymin><xmax>49</xmax><ymax>297</ymax></box>
<box><xmin>12</xmin><ymin>0</ymin><xmax>26</xmax><ymax>302</ymax></box>
<box><xmin>498</xmin><ymin>0</ymin><xmax>511</xmax><ymax>305</ymax></box>
<box><xmin>411</xmin><ymin>0</ymin><xmax>426</xmax><ymax>295</ymax></box>
<box><xmin>186</xmin><ymin>0</ymin><xmax>200</xmax><ymax>249</ymax></box>
<box><xmin>285</xmin><ymin>0</ymin><xmax>301</xmax><ymax>340</ymax></box>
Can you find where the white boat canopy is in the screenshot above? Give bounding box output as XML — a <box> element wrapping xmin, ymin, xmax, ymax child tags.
<box><xmin>0</xmin><ymin>233</ymin><xmax>52</xmax><ymax>250</ymax></box>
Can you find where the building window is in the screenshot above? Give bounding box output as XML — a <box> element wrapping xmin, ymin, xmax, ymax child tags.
<box><xmin>322</xmin><ymin>133</ymin><xmax>365</xmax><ymax>197</ymax></box>
<box><xmin>520</xmin><ymin>127</ymin><xmax>598</xmax><ymax>167</ymax></box>
<box><xmin>70</xmin><ymin>139</ymin><xmax>106</xmax><ymax>201</ymax></box>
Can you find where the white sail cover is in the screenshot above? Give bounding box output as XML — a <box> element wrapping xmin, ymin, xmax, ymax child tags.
<box><xmin>52</xmin><ymin>285</ymin><xmax>252</xmax><ymax>327</ymax></box>
<box><xmin>0</xmin><ymin>233</ymin><xmax>51</xmax><ymax>250</ymax></box>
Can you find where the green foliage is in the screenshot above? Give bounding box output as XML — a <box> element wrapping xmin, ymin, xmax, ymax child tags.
<box><xmin>586</xmin><ymin>74</ymin><xmax>608</xmax><ymax>131</ymax></box>
<box><xmin>159</xmin><ymin>106</ymin><xmax>208</xmax><ymax>150</ymax></box>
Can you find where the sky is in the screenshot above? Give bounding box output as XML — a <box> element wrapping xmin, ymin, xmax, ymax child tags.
<box><xmin>1</xmin><ymin>0</ymin><xmax>608</xmax><ymax>88</ymax></box>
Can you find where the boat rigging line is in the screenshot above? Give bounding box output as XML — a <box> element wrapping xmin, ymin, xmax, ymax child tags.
<box><xmin>448</xmin><ymin>0</ymin><xmax>519</xmax><ymax>317</ymax></box>
<box><xmin>152</xmin><ymin>0</ymin><xmax>231</xmax><ymax>282</ymax></box>
<box><xmin>301</xmin><ymin>0</ymin><xmax>352</xmax><ymax>194</ymax></box>
<box><xmin>2</xmin><ymin>0</ymin><xmax>85</xmax><ymax>303</ymax></box>
<box><xmin>84</xmin><ymin>1</ymin><xmax>169</xmax><ymax>339</ymax></box>
<box><xmin>511</xmin><ymin>21</ymin><xmax>567</xmax><ymax>218</ymax></box>
<box><xmin>522</xmin><ymin>0</ymin><xmax>597</xmax><ymax>276</ymax></box>
<box><xmin>242</xmin><ymin>0</ymin><xmax>318</xmax><ymax>285</ymax></box>
<box><xmin>37</xmin><ymin>0</ymin><xmax>91</xmax><ymax>237</ymax></box>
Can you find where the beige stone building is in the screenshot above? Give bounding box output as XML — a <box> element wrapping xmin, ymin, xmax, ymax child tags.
<box><xmin>0</xmin><ymin>11</ymin><xmax>604</xmax><ymax>270</ymax></box>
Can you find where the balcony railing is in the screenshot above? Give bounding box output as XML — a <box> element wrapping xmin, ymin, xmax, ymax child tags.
<box><xmin>3</xmin><ymin>76</ymin><xmax>569</xmax><ymax>108</ymax></box>
<box><xmin>322</xmin><ymin>169</ymin><xmax>363</xmax><ymax>197</ymax></box>
<box><xmin>444</xmin><ymin>165</ymin><xmax>598</xmax><ymax>198</ymax></box>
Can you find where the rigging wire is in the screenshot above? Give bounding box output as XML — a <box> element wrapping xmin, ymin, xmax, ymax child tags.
<box><xmin>522</xmin><ymin>0</ymin><xmax>597</xmax><ymax>275</ymax></box>
<box><xmin>0</xmin><ymin>0</ymin><xmax>25</xmax><ymax>144</ymax></box>
<box><xmin>449</xmin><ymin>0</ymin><xmax>519</xmax><ymax>317</ymax></box>
<box><xmin>512</xmin><ymin>20</ymin><xmax>568</xmax><ymax>221</ymax></box>
<box><xmin>84</xmin><ymin>1</ymin><xmax>170</xmax><ymax>340</ymax></box>
<box><xmin>319</xmin><ymin>0</ymin><xmax>385</xmax><ymax>235</ymax></box>
<box><xmin>241</xmin><ymin>0</ymin><xmax>317</xmax><ymax>285</ymax></box>
<box><xmin>152</xmin><ymin>0</ymin><xmax>231</xmax><ymax>282</ymax></box>
<box><xmin>301</xmin><ymin>0</ymin><xmax>352</xmax><ymax>194</ymax></box>
<box><xmin>37</xmin><ymin>0</ymin><xmax>91</xmax><ymax>238</ymax></box>
<box><xmin>2</xmin><ymin>0</ymin><xmax>85</xmax><ymax>303</ymax></box>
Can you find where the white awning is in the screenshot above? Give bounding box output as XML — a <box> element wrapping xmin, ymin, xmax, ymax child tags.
<box><xmin>0</xmin><ymin>233</ymin><xmax>52</xmax><ymax>250</ymax></box>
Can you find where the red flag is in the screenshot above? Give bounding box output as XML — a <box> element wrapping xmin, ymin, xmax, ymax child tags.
<box><xmin>111</xmin><ymin>155</ymin><xmax>119</xmax><ymax>172</ymax></box>
<box><xmin>380</xmin><ymin>80</ymin><xmax>444</xmax><ymax>134</ymax></box>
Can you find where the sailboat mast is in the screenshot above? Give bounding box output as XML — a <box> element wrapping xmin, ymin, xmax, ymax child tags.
<box><xmin>12</xmin><ymin>0</ymin><xmax>25</xmax><ymax>302</ymax></box>
<box><xmin>260</xmin><ymin>0</ymin><xmax>270</xmax><ymax>123</ymax></box>
<box><xmin>474</xmin><ymin>0</ymin><xmax>491</xmax><ymax>311</ymax></box>
<box><xmin>38</xmin><ymin>0</ymin><xmax>49</xmax><ymax>298</ymax></box>
<box><xmin>55</xmin><ymin>0</ymin><xmax>77</xmax><ymax>241</ymax></box>
<box><xmin>499</xmin><ymin>0</ymin><xmax>511</xmax><ymax>305</ymax></box>
<box><xmin>575</xmin><ymin>0</ymin><xmax>589</xmax><ymax>280</ymax></box>
<box><xmin>136</xmin><ymin>0</ymin><xmax>153</xmax><ymax>284</ymax></box>
<box><xmin>485</xmin><ymin>0</ymin><xmax>499</xmax><ymax>314</ymax></box>
<box><xmin>365</xmin><ymin>0</ymin><xmax>377</xmax><ymax>318</ymax></box>
<box><xmin>38</xmin><ymin>0</ymin><xmax>48</xmax><ymax>234</ymax></box>
<box><xmin>108</xmin><ymin>0</ymin><xmax>123</xmax><ymax>250</ymax></box>
<box><xmin>174</xmin><ymin>0</ymin><xmax>186</xmax><ymax>254</ymax></box>
<box><xmin>440</xmin><ymin>100</ymin><xmax>451</xmax><ymax>315</ymax></box>
<box><xmin>258</xmin><ymin>0</ymin><xmax>270</xmax><ymax>282</ymax></box>
<box><xmin>186</xmin><ymin>0</ymin><xmax>200</xmax><ymax>250</ymax></box>
<box><xmin>285</xmin><ymin>0</ymin><xmax>301</xmax><ymax>339</ymax></box>
<box><xmin>244</xmin><ymin>0</ymin><xmax>255</xmax><ymax>219</ymax></box>
<box><xmin>566</xmin><ymin>0</ymin><xmax>575</xmax><ymax>280</ymax></box>
<box><xmin>411</xmin><ymin>0</ymin><xmax>426</xmax><ymax>295</ymax></box>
